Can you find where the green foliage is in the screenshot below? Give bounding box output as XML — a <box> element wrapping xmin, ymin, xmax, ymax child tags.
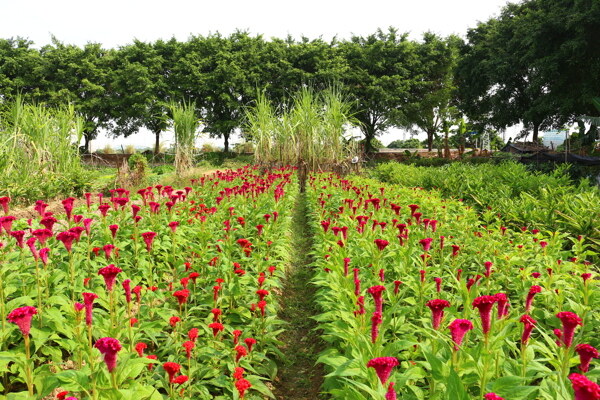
<box><xmin>246</xmin><ymin>86</ymin><xmax>359</xmax><ymax>169</ymax></box>
<box><xmin>387</xmin><ymin>138</ymin><xmax>422</xmax><ymax>149</ymax></box>
<box><xmin>371</xmin><ymin>161</ymin><xmax>600</xmax><ymax>250</ymax></box>
<box><xmin>0</xmin><ymin>97</ymin><xmax>91</xmax><ymax>202</ymax></box>
<box><xmin>168</xmin><ymin>100</ymin><xmax>200</xmax><ymax>176</ymax></box>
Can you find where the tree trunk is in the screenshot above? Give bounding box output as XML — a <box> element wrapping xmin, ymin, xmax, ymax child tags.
<box><xmin>84</xmin><ymin>133</ymin><xmax>91</xmax><ymax>154</ymax></box>
<box><xmin>443</xmin><ymin>130</ymin><xmax>450</xmax><ymax>159</ymax></box>
<box><xmin>363</xmin><ymin>127</ymin><xmax>376</xmax><ymax>155</ymax></box>
<box><xmin>532</xmin><ymin>123</ymin><xmax>540</xmax><ymax>143</ymax></box>
<box><xmin>154</xmin><ymin>130</ymin><xmax>161</xmax><ymax>154</ymax></box>
<box><xmin>223</xmin><ymin>132</ymin><xmax>230</xmax><ymax>153</ymax></box>
<box><xmin>427</xmin><ymin>130</ymin><xmax>434</xmax><ymax>151</ymax></box>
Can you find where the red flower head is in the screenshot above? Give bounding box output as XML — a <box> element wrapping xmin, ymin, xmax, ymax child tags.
<box><xmin>582</xmin><ymin>273</ymin><xmax>592</xmax><ymax>282</ymax></box>
<box><xmin>167</xmin><ymin>221</ymin><xmax>179</xmax><ymax>234</ymax></box>
<box><xmin>235</xmin><ymin>378</ymin><xmax>252</xmax><ymax>399</ymax></box>
<box><xmin>233</xmin><ymin>367</ymin><xmax>245</xmax><ymax>380</ymax></box>
<box><xmin>103</xmin><ymin>244</ymin><xmax>116</xmax><ymax>259</ymax></box>
<box><xmin>189</xmin><ymin>272</ymin><xmax>200</xmax><ymax>283</ymax></box>
<box><xmin>163</xmin><ymin>362</ymin><xmax>181</xmax><ymax>383</ymax></box>
<box><xmin>256</xmin><ymin>289</ymin><xmax>269</xmax><ymax>301</ymax></box>
<box><xmin>169</xmin><ymin>316</ymin><xmax>180</xmax><ymax>327</ymax></box>
<box><xmin>451</xmin><ymin>245</ymin><xmax>460</xmax><ymax>257</ymax></box>
<box><xmin>448</xmin><ymin>318</ymin><xmax>474</xmax><ymax>350</ymax></box>
<box><xmin>7</xmin><ymin>306</ymin><xmax>37</xmax><ymax>336</ymax></box>
<box><xmin>129</xmin><ymin>317</ymin><xmax>138</xmax><ymax>327</ymax></box>
<box><xmin>434</xmin><ymin>277</ymin><xmax>442</xmax><ymax>293</ymax></box>
<box><xmin>109</xmin><ymin>224</ymin><xmax>119</xmax><ymax>239</ymax></box>
<box><xmin>94</xmin><ymin>337</ymin><xmax>122</xmax><ymax>372</ymax></box>
<box><xmin>419</xmin><ymin>238</ymin><xmax>433</xmax><ymax>252</ymax></box>
<box><xmin>256</xmin><ymin>224</ymin><xmax>264</xmax><ymax>235</ymax></box>
<box><xmin>484</xmin><ymin>394</ymin><xmax>505</xmax><ymax>400</ymax></box>
<box><xmin>233</xmin><ymin>329</ymin><xmax>242</xmax><ymax>345</ymax></box>
<box><xmin>425</xmin><ymin>299</ymin><xmax>450</xmax><ymax>330</ymax></box>
<box><xmin>374</xmin><ymin>239</ymin><xmax>389</xmax><ymax>251</ymax></box>
<box><xmin>257</xmin><ymin>300</ymin><xmax>267</xmax><ymax>317</ymax></box>
<box><xmin>244</xmin><ymin>337</ymin><xmax>256</xmax><ymax>352</ymax></box>
<box><xmin>98</xmin><ymin>264</ymin><xmax>122</xmax><ymax>292</ymax></box>
<box><xmin>82</xmin><ymin>292</ymin><xmax>98</xmax><ymax>326</ymax></box>
<box><xmin>371</xmin><ymin>311</ymin><xmax>383</xmax><ymax>343</ymax></box>
<box><xmin>146</xmin><ymin>355</ymin><xmax>157</xmax><ymax>370</ymax></box>
<box><xmin>173</xmin><ymin>375</ymin><xmax>188</xmax><ymax>385</ymax></box>
<box><xmin>209</xmin><ymin>322</ymin><xmax>224</xmax><ymax>337</ymax></box>
<box><xmin>62</xmin><ymin>197</ymin><xmax>75</xmax><ymax>221</ymax></box>
<box><xmin>173</xmin><ymin>289</ymin><xmax>190</xmax><ymax>305</ymax></box>
<box><xmin>495</xmin><ymin>293</ymin><xmax>509</xmax><ymax>319</ymax></box>
<box><xmin>211</xmin><ymin>308</ymin><xmax>222</xmax><ymax>322</ymax></box>
<box><xmin>343</xmin><ymin>257</ymin><xmax>351</xmax><ymax>276</ymax></box>
<box><xmin>556</xmin><ymin>311</ymin><xmax>583</xmax><ymax>347</ymax></box>
<box><xmin>568</xmin><ymin>373</ymin><xmax>600</xmax><ymax>400</ymax></box>
<box><xmin>188</xmin><ymin>328</ymin><xmax>199</xmax><ymax>342</ymax></box>
<box><xmin>393</xmin><ymin>280</ymin><xmax>402</xmax><ymax>295</ymax></box>
<box><xmin>525</xmin><ymin>285</ymin><xmax>542</xmax><ymax>312</ymax></box>
<box><xmin>385</xmin><ymin>382</ymin><xmax>396</xmax><ymax>400</ymax></box>
<box><xmin>520</xmin><ymin>314</ymin><xmax>537</xmax><ymax>345</ymax></box>
<box><xmin>367</xmin><ymin>285</ymin><xmax>386</xmax><ymax>314</ymax></box>
<box><xmin>554</xmin><ymin>329</ymin><xmax>563</xmax><ymax>347</ymax></box>
<box><xmin>183</xmin><ymin>340</ymin><xmax>195</xmax><ymax>359</ymax></box>
<box><xmin>367</xmin><ymin>357</ymin><xmax>399</xmax><ymax>385</ymax></box>
<box><xmin>56</xmin><ymin>390</ymin><xmax>70</xmax><ymax>400</ymax></box>
<box><xmin>472</xmin><ymin>295</ymin><xmax>498</xmax><ymax>335</ymax></box>
<box><xmin>235</xmin><ymin>345</ymin><xmax>248</xmax><ymax>362</ymax></box>
<box><xmin>98</xmin><ymin>204</ymin><xmax>111</xmax><ymax>217</ymax></box>
<box><xmin>56</xmin><ymin>231</ymin><xmax>77</xmax><ymax>252</ymax></box>
<box><xmin>141</xmin><ymin>231</ymin><xmax>157</xmax><ymax>252</ymax></box>
<box><xmin>575</xmin><ymin>344</ymin><xmax>599</xmax><ymax>373</ymax></box>
<box><xmin>135</xmin><ymin>342</ymin><xmax>147</xmax><ymax>356</ymax></box>
<box><xmin>122</xmin><ymin>279</ymin><xmax>132</xmax><ymax>303</ymax></box>
<box><xmin>484</xmin><ymin>261</ymin><xmax>493</xmax><ymax>278</ymax></box>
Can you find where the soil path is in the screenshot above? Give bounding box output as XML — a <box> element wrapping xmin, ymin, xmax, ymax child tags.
<box><xmin>272</xmin><ymin>192</ymin><xmax>325</xmax><ymax>400</ymax></box>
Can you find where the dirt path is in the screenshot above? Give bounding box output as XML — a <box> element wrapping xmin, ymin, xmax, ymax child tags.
<box><xmin>272</xmin><ymin>192</ymin><xmax>325</xmax><ymax>400</ymax></box>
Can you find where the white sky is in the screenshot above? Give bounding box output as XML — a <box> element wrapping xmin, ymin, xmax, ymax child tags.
<box><xmin>0</xmin><ymin>0</ymin><xmax>519</xmax><ymax>150</ymax></box>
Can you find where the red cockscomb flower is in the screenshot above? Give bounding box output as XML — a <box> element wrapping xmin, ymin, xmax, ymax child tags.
<box><xmin>94</xmin><ymin>337</ymin><xmax>122</xmax><ymax>372</ymax></box>
<box><xmin>135</xmin><ymin>342</ymin><xmax>147</xmax><ymax>356</ymax></box>
<box><xmin>7</xmin><ymin>306</ymin><xmax>37</xmax><ymax>336</ymax></box>
<box><xmin>367</xmin><ymin>357</ymin><xmax>399</xmax><ymax>385</ymax></box>
<box><xmin>556</xmin><ymin>311</ymin><xmax>583</xmax><ymax>347</ymax></box>
<box><xmin>235</xmin><ymin>378</ymin><xmax>252</xmax><ymax>399</ymax></box>
<box><xmin>183</xmin><ymin>340</ymin><xmax>195</xmax><ymax>359</ymax></box>
<box><xmin>472</xmin><ymin>295</ymin><xmax>498</xmax><ymax>335</ymax></box>
<box><xmin>141</xmin><ymin>231</ymin><xmax>157</xmax><ymax>252</ymax></box>
<box><xmin>425</xmin><ymin>299</ymin><xmax>450</xmax><ymax>330</ymax></box>
<box><xmin>98</xmin><ymin>264</ymin><xmax>122</xmax><ymax>292</ymax></box>
<box><xmin>82</xmin><ymin>292</ymin><xmax>98</xmax><ymax>326</ymax></box>
<box><xmin>520</xmin><ymin>314</ymin><xmax>537</xmax><ymax>345</ymax></box>
<box><xmin>209</xmin><ymin>322</ymin><xmax>224</xmax><ymax>337</ymax></box>
<box><xmin>235</xmin><ymin>345</ymin><xmax>247</xmax><ymax>362</ymax></box>
<box><xmin>244</xmin><ymin>337</ymin><xmax>256</xmax><ymax>352</ymax></box>
<box><xmin>568</xmin><ymin>373</ymin><xmax>600</xmax><ymax>400</ymax></box>
<box><xmin>173</xmin><ymin>289</ymin><xmax>190</xmax><ymax>305</ymax></box>
<box><xmin>374</xmin><ymin>239</ymin><xmax>389</xmax><ymax>251</ymax></box>
<box><xmin>575</xmin><ymin>344</ymin><xmax>599</xmax><ymax>373</ymax></box>
<box><xmin>484</xmin><ymin>394</ymin><xmax>505</xmax><ymax>400</ymax></box>
<box><xmin>448</xmin><ymin>319</ymin><xmax>474</xmax><ymax>351</ymax></box>
<box><xmin>367</xmin><ymin>285</ymin><xmax>386</xmax><ymax>314</ymax></box>
<box><xmin>525</xmin><ymin>285</ymin><xmax>542</xmax><ymax>312</ymax></box>
<box><xmin>163</xmin><ymin>362</ymin><xmax>181</xmax><ymax>383</ymax></box>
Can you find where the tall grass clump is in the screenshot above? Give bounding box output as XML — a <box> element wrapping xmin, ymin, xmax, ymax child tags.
<box><xmin>0</xmin><ymin>97</ymin><xmax>91</xmax><ymax>202</ymax></box>
<box><xmin>246</xmin><ymin>86</ymin><xmax>359</xmax><ymax>172</ymax></box>
<box><xmin>169</xmin><ymin>101</ymin><xmax>200</xmax><ymax>177</ymax></box>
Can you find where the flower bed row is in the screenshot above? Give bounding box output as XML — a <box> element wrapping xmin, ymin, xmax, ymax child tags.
<box><xmin>0</xmin><ymin>166</ymin><xmax>297</xmax><ymax>399</ymax></box>
<box><xmin>306</xmin><ymin>173</ymin><xmax>599</xmax><ymax>399</ymax></box>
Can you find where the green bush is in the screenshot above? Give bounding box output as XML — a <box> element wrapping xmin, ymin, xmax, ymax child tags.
<box><xmin>371</xmin><ymin>161</ymin><xmax>600</xmax><ymax>251</ymax></box>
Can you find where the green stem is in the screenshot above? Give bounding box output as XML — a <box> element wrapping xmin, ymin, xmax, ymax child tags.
<box><xmin>24</xmin><ymin>334</ymin><xmax>33</xmax><ymax>396</ymax></box>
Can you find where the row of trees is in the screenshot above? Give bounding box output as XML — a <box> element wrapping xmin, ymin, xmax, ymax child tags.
<box><xmin>0</xmin><ymin>0</ymin><xmax>598</xmax><ymax>154</ymax></box>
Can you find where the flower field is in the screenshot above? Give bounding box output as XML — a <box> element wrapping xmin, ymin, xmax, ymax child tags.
<box><xmin>0</xmin><ymin>166</ymin><xmax>296</xmax><ymax>399</ymax></box>
<box><xmin>0</xmin><ymin>166</ymin><xmax>598</xmax><ymax>400</ymax></box>
<box><xmin>306</xmin><ymin>173</ymin><xmax>599</xmax><ymax>399</ymax></box>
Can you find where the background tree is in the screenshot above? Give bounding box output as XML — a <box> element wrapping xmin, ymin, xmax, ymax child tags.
<box><xmin>405</xmin><ymin>33</ymin><xmax>461</xmax><ymax>151</ymax></box>
<box><xmin>37</xmin><ymin>38</ymin><xmax>114</xmax><ymax>152</ymax></box>
<box><xmin>340</xmin><ymin>28</ymin><xmax>417</xmax><ymax>154</ymax></box>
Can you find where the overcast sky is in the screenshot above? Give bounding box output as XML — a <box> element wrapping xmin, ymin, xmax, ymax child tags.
<box><xmin>0</xmin><ymin>0</ymin><xmax>516</xmax><ymax>150</ymax></box>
